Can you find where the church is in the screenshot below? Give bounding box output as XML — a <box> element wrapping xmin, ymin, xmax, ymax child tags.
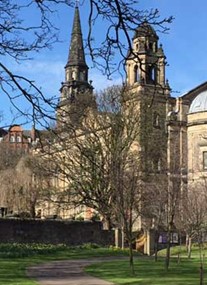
<box><xmin>39</xmin><ymin>5</ymin><xmax>207</xmax><ymax>222</ymax></box>
<box><xmin>1</xmin><ymin>5</ymin><xmax>207</xmax><ymax>228</ymax></box>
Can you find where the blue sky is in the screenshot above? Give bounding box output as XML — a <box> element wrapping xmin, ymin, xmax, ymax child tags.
<box><xmin>145</xmin><ymin>0</ymin><xmax>207</xmax><ymax>95</ymax></box>
<box><xmin>1</xmin><ymin>0</ymin><xmax>207</xmax><ymax>127</ymax></box>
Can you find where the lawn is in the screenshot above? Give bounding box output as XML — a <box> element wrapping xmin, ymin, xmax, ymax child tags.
<box><xmin>0</xmin><ymin>243</ymin><xmax>130</xmax><ymax>285</ymax></box>
<box><xmin>85</xmin><ymin>245</ymin><xmax>207</xmax><ymax>285</ymax></box>
<box><xmin>85</xmin><ymin>256</ymin><xmax>202</xmax><ymax>285</ymax></box>
<box><xmin>0</xmin><ymin>243</ymin><xmax>206</xmax><ymax>285</ymax></box>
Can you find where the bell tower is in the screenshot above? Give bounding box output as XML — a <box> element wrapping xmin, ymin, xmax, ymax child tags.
<box><xmin>126</xmin><ymin>22</ymin><xmax>167</xmax><ymax>88</ymax></box>
<box><xmin>57</xmin><ymin>5</ymin><xmax>94</xmax><ymax>126</ymax></box>
<box><xmin>125</xmin><ymin>22</ymin><xmax>172</xmax><ymax>177</ymax></box>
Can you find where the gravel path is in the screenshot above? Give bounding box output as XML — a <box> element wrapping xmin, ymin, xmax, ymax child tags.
<box><xmin>27</xmin><ymin>257</ymin><xmax>120</xmax><ymax>285</ymax></box>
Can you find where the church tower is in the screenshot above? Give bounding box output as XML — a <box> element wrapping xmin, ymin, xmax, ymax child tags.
<box><xmin>125</xmin><ymin>22</ymin><xmax>172</xmax><ymax>176</ymax></box>
<box><xmin>57</xmin><ymin>5</ymin><xmax>94</xmax><ymax>126</ymax></box>
<box><xmin>126</xmin><ymin>22</ymin><xmax>167</xmax><ymax>88</ymax></box>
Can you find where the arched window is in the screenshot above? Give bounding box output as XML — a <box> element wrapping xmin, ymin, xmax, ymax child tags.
<box><xmin>153</xmin><ymin>42</ymin><xmax>157</xmax><ymax>52</ymax></box>
<box><xmin>153</xmin><ymin>112</ymin><xmax>160</xmax><ymax>128</ymax></box>
<box><xmin>152</xmin><ymin>67</ymin><xmax>156</xmax><ymax>82</ymax></box>
<box><xmin>148</xmin><ymin>65</ymin><xmax>157</xmax><ymax>83</ymax></box>
<box><xmin>10</xmin><ymin>135</ymin><xmax>15</xmax><ymax>143</ymax></box>
<box><xmin>71</xmin><ymin>71</ymin><xmax>75</xmax><ymax>80</ymax></box>
<box><xmin>152</xmin><ymin>157</ymin><xmax>161</xmax><ymax>172</ymax></box>
<box><xmin>149</xmin><ymin>42</ymin><xmax>153</xmax><ymax>51</ymax></box>
<box><xmin>80</xmin><ymin>71</ymin><xmax>85</xmax><ymax>81</ymax></box>
<box><xmin>134</xmin><ymin>65</ymin><xmax>139</xmax><ymax>83</ymax></box>
<box><xmin>16</xmin><ymin>135</ymin><xmax>22</xmax><ymax>143</ymax></box>
<box><xmin>63</xmin><ymin>87</ymin><xmax>67</xmax><ymax>99</ymax></box>
<box><xmin>66</xmin><ymin>70</ymin><xmax>69</xmax><ymax>81</ymax></box>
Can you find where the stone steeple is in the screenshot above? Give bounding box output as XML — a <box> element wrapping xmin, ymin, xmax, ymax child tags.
<box><xmin>66</xmin><ymin>5</ymin><xmax>87</xmax><ymax>70</ymax></box>
<box><xmin>59</xmin><ymin>6</ymin><xmax>93</xmax><ymax>107</ymax></box>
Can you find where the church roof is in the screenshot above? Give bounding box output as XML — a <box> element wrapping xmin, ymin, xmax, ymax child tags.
<box><xmin>66</xmin><ymin>6</ymin><xmax>87</xmax><ymax>68</ymax></box>
<box><xmin>133</xmin><ymin>22</ymin><xmax>158</xmax><ymax>40</ymax></box>
<box><xmin>189</xmin><ymin>90</ymin><xmax>207</xmax><ymax>114</ymax></box>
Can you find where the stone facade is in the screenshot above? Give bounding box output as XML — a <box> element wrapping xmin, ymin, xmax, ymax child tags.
<box><xmin>31</xmin><ymin>9</ymin><xmax>183</xmax><ymax>223</ymax></box>
<box><xmin>183</xmin><ymin>84</ymin><xmax>207</xmax><ymax>189</ymax></box>
<box><xmin>2</xmin><ymin>6</ymin><xmax>207</xmax><ymax>235</ymax></box>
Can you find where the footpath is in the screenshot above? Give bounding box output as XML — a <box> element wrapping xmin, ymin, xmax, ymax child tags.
<box><xmin>27</xmin><ymin>257</ymin><xmax>118</xmax><ymax>285</ymax></box>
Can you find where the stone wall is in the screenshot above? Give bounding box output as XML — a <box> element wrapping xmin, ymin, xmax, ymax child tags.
<box><xmin>0</xmin><ymin>219</ymin><xmax>114</xmax><ymax>246</ymax></box>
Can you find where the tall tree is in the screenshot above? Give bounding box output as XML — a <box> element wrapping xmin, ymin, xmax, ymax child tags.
<box><xmin>0</xmin><ymin>146</ymin><xmax>54</xmax><ymax>218</ymax></box>
<box><xmin>0</xmin><ymin>1</ymin><xmax>173</xmax><ymax>126</ymax></box>
<box><xmin>48</xmin><ymin>85</ymin><xmax>154</xmax><ymax>272</ymax></box>
<box><xmin>15</xmin><ymin>154</ymin><xmax>54</xmax><ymax>218</ymax></box>
<box><xmin>181</xmin><ymin>183</ymin><xmax>207</xmax><ymax>285</ymax></box>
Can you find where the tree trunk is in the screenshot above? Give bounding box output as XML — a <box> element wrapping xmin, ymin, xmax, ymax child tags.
<box><xmin>177</xmin><ymin>234</ymin><xmax>182</xmax><ymax>264</ymax></box>
<box><xmin>154</xmin><ymin>230</ymin><xmax>159</xmax><ymax>262</ymax></box>
<box><xmin>102</xmin><ymin>215</ymin><xmax>112</xmax><ymax>230</ymax></box>
<box><xmin>30</xmin><ymin>203</ymin><xmax>36</xmax><ymax>218</ymax></box>
<box><xmin>121</xmin><ymin>227</ymin><xmax>125</xmax><ymax>249</ymax></box>
<box><xmin>125</xmin><ymin>210</ymin><xmax>135</xmax><ymax>275</ymax></box>
<box><xmin>185</xmin><ymin>234</ymin><xmax>189</xmax><ymax>250</ymax></box>
<box><xmin>165</xmin><ymin>231</ymin><xmax>171</xmax><ymax>271</ymax></box>
<box><xmin>199</xmin><ymin>241</ymin><xmax>204</xmax><ymax>285</ymax></box>
<box><xmin>200</xmin><ymin>265</ymin><xmax>204</xmax><ymax>285</ymax></box>
<box><xmin>187</xmin><ymin>236</ymin><xmax>192</xmax><ymax>259</ymax></box>
<box><xmin>129</xmin><ymin>239</ymin><xmax>135</xmax><ymax>275</ymax></box>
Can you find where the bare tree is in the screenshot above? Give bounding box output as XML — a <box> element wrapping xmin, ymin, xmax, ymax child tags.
<box><xmin>15</xmin><ymin>154</ymin><xmax>54</xmax><ymax>218</ymax></box>
<box><xmin>179</xmin><ymin>177</ymin><xmax>207</xmax><ymax>285</ymax></box>
<box><xmin>144</xmin><ymin>175</ymin><xmax>168</xmax><ymax>261</ymax></box>
<box><xmin>85</xmin><ymin>1</ymin><xmax>173</xmax><ymax>77</ymax></box>
<box><xmin>0</xmin><ymin>147</ymin><xmax>54</xmax><ymax>218</ymax></box>
<box><xmin>0</xmin><ymin>1</ymin><xmax>173</xmax><ymax>126</ymax></box>
<box><xmin>113</xmin><ymin>155</ymin><xmax>144</xmax><ymax>274</ymax></box>
<box><xmin>0</xmin><ymin>143</ymin><xmax>24</xmax><ymax>170</ymax></box>
<box><xmin>183</xmin><ymin>186</ymin><xmax>207</xmax><ymax>254</ymax></box>
<box><xmin>0</xmin><ymin>1</ymin><xmax>73</xmax><ymax>125</ymax></box>
<box><xmin>56</xmin><ymin>86</ymin><xmax>136</xmax><ymax>194</ymax></box>
<box><xmin>50</xmin><ymin>85</ymin><xmax>142</xmax><ymax>229</ymax></box>
<box><xmin>47</xmin><ymin>85</ymin><xmax>161</xmax><ymax>273</ymax></box>
<box><xmin>0</xmin><ymin>168</ymin><xmax>18</xmax><ymax>215</ymax></box>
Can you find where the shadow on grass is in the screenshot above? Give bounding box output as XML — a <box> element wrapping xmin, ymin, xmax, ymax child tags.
<box><xmin>0</xmin><ymin>244</ymin><xmax>204</xmax><ymax>285</ymax></box>
<box><xmin>85</xmin><ymin>257</ymin><xmax>203</xmax><ymax>285</ymax></box>
<box><xmin>0</xmin><ymin>246</ymin><xmax>134</xmax><ymax>285</ymax></box>
<box><xmin>0</xmin><ymin>259</ymin><xmax>37</xmax><ymax>285</ymax></box>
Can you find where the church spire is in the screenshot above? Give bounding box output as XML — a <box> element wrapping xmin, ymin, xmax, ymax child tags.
<box><xmin>66</xmin><ymin>5</ymin><xmax>87</xmax><ymax>70</ymax></box>
<box><xmin>57</xmin><ymin>6</ymin><xmax>94</xmax><ymax>125</ymax></box>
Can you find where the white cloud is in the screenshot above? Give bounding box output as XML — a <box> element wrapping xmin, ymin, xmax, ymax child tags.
<box><xmin>4</xmin><ymin>59</ymin><xmax>65</xmax><ymax>97</ymax></box>
<box><xmin>3</xmin><ymin>58</ymin><xmax>124</xmax><ymax>98</ymax></box>
<box><xmin>11</xmin><ymin>60</ymin><xmax>64</xmax><ymax>76</ymax></box>
<box><xmin>89</xmin><ymin>70</ymin><xmax>123</xmax><ymax>92</ymax></box>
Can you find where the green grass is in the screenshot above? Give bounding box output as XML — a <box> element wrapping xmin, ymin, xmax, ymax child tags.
<box><xmin>158</xmin><ymin>244</ymin><xmax>206</xmax><ymax>258</ymax></box>
<box><xmin>85</xmin><ymin>246</ymin><xmax>207</xmax><ymax>285</ymax></box>
<box><xmin>0</xmin><ymin>243</ymin><xmax>131</xmax><ymax>285</ymax></box>
<box><xmin>86</xmin><ymin>257</ymin><xmax>203</xmax><ymax>285</ymax></box>
<box><xmin>0</xmin><ymin>259</ymin><xmax>35</xmax><ymax>285</ymax></box>
<box><xmin>0</xmin><ymin>243</ymin><xmax>206</xmax><ymax>285</ymax></box>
